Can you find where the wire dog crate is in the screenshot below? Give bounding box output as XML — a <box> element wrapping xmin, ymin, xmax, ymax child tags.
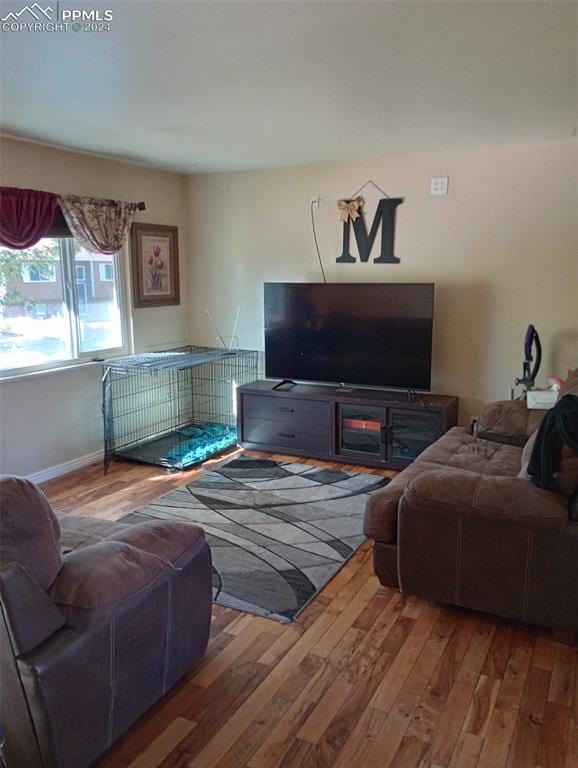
<box><xmin>102</xmin><ymin>345</ymin><xmax>259</xmax><ymax>472</ymax></box>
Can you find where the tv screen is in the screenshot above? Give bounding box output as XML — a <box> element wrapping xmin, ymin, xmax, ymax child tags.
<box><xmin>264</xmin><ymin>283</ymin><xmax>434</xmax><ymax>390</ymax></box>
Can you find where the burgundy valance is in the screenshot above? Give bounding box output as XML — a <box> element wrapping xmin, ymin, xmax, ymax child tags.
<box><xmin>0</xmin><ymin>187</ymin><xmax>146</xmax><ymax>253</ymax></box>
<box><xmin>0</xmin><ymin>187</ymin><xmax>59</xmax><ymax>249</ymax></box>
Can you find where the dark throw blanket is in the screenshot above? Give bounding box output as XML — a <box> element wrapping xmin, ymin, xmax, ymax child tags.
<box><xmin>527</xmin><ymin>394</ymin><xmax>578</xmax><ymax>491</ymax></box>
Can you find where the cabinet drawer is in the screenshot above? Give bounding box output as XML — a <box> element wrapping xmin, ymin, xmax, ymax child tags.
<box><xmin>243</xmin><ymin>418</ymin><xmax>331</xmax><ymax>453</ymax></box>
<box><xmin>242</xmin><ymin>394</ymin><xmax>330</xmax><ymax>427</ymax></box>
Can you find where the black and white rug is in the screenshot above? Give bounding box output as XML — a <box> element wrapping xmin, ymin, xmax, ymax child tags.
<box><xmin>119</xmin><ymin>457</ymin><xmax>390</xmax><ymax>622</ymax></box>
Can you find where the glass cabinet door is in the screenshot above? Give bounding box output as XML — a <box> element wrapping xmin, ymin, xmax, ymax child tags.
<box><xmin>338</xmin><ymin>404</ymin><xmax>386</xmax><ymax>459</ymax></box>
<box><xmin>389</xmin><ymin>408</ymin><xmax>441</xmax><ymax>461</ymax></box>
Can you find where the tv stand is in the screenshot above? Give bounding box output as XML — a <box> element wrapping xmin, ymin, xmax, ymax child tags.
<box><xmin>237</xmin><ymin>380</ymin><xmax>458</xmax><ymax>470</ymax></box>
<box><xmin>272</xmin><ymin>379</ymin><xmax>297</xmax><ymax>391</ymax></box>
<box><xmin>337</xmin><ymin>383</ymin><xmax>356</xmax><ymax>393</ymax></box>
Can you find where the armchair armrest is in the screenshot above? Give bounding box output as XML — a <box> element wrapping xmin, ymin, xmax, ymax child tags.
<box><xmin>476</xmin><ymin>400</ymin><xmax>545</xmax><ymax>446</ymax></box>
<box><xmin>50</xmin><ymin>521</ymin><xmax>206</xmax><ymax>631</ymax></box>
<box><xmin>403</xmin><ymin>469</ymin><xmax>568</xmax><ymax>529</ymax></box>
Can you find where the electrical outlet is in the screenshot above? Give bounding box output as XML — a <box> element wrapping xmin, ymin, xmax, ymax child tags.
<box><xmin>430</xmin><ymin>177</ymin><xmax>449</xmax><ymax>196</ymax></box>
<box><xmin>310</xmin><ymin>194</ymin><xmax>320</xmax><ymax>207</ymax></box>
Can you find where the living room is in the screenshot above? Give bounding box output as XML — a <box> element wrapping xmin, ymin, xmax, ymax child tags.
<box><xmin>0</xmin><ymin>1</ymin><xmax>577</xmax><ymax>767</ymax></box>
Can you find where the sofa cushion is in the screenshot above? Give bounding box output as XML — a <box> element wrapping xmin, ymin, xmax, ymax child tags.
<box><xmin>50</xmin><ymin>520</ymin><xmax>207</xmax><ymax>630</ymax></box>
<box><xmin>416</xmin><ymin>427</ymin><xmax>523</xmax><ymax>476</ymax></box>
<box><xmin>558</xmin><ymin>367</ymin><xmax>578</xmax><ymax>399</ymax></box>
<box><xmin>0</xmin><ymin>475</ymin><xmax>63</xmax><ymax>590</ymax></box>
<box><xmin>477</xmin><ymin>400</ymin><xmax>545</xmax><ymax>445</ymax></box>
<box><xmin>0</xmin><ymin>562</ymin><xmax>66</xmax><ymax>655</ymax></box>
<box><xmin>364</xmin><ymin>460</ymin><xmax>457</xmax><ymax>543</ymax></box>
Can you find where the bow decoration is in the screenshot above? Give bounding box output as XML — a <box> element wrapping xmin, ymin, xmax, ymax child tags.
<box><xmin>337</xmin><ymin>196</ymin><xmax>364</xmax><ymax>222</ymax></box>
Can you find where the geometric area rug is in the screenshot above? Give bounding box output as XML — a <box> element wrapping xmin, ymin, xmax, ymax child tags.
<box><xmin>118</xmin><ymin>457</ymin><xmax>391</xmax><ymax>623</ymax></box>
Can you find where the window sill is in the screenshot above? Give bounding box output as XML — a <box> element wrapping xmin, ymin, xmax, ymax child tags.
<box><xmin>0</xmin><ymin>357</ymin><xmax>114</xmax><ymax>383</ymax></box>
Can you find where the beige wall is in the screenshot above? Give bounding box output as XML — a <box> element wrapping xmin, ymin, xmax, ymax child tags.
<box><xmin>187</xmin><ymin>140</ymin><xmax>578</xmax><ymax>425</ymax></box>
<box><xmin>1</xmin><ymin>137</ymin><xmax>576</xmax><ymax>477</ymax></box>
<box><xmin>0</xmin><ymin>137</ymin><xmax>190</xmax><ymax>477</ymax></box>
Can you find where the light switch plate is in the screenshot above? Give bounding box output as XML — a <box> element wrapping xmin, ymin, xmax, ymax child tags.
<box><xmin>430</xmin><ymin>177</ymin><xmax>449</xmax><ymax>195</ymax></box>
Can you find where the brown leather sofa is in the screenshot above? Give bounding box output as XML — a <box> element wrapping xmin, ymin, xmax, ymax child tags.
<box><xmin>0</xmin><ymin>476</ymin><xmax>212</xmax><ymax>768</ymax></box>
<box><xmin>364</xmin><ymin>371</ymin><xmax>578</xmax><ymax>632</ymax></box>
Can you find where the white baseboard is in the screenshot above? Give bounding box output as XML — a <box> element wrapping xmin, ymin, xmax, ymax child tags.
<box><xmin>27</xmin><ymin>450</ymin><xmax>103</xmax><ymax>484</ymax></box>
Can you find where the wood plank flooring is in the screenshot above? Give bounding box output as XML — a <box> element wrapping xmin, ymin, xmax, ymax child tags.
<box><xmin>40</xmin><ymin>452</ymin><xmax>578</xmax><ymax>768</ymax></box>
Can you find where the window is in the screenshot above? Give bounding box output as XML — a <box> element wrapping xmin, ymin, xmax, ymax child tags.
<box><xmin>99</xmin><ymin>263</ymin><xmax>114</xmax><ymax>281</ymax></box>
<box><xmin>0</xmin><ymin>238</ymin><xmax>127</xmax><ymax>374</ymax></box>
<box><xmin>22</xmin><ymin>263</ymin><xmax>56</xmax><ymax>283</ymax></box>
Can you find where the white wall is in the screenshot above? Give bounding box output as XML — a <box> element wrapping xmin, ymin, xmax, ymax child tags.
<box><xmin>187</xmin><ymin>140</ymin><xmax>578</xmax><ymax>425</ymax></box>
<box><xmin>0</xmin><ymin>137</ymin><xmax>190</xmax><ymax>477</ymax></box>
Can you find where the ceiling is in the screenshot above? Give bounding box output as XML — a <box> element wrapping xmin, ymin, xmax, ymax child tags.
<box><xmin>1</xmin><ymin>0</ymin><xmax>576</xmax><ymax>173</ymax></box>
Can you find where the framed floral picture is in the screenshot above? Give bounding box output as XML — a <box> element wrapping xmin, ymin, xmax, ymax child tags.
<box><xmin>130</xmin><ymin>223</ymin><xmax>179</xmax><ymax>307</ymax></box>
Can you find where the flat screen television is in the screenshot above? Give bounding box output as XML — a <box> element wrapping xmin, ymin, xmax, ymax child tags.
<box><xmin>264</xmin><ymin>282</ymin><xmax>434</xmax><ymax>391</ymax></box>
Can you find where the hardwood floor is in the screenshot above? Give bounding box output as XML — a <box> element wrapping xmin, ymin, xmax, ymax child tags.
<box><xmin>41</xmin><ymin>453</ymin><xmax>577</xmax><ymax>768</ymax></box>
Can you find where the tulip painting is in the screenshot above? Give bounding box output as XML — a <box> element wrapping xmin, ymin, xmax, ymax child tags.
<box><xmin>131</xmin><ymin>224</ymin><xmax>180</xmax><ymax>308</ymax></box>
<box><xmin>146</xmin><ymin>243</ymin><xmax>167</xmax><ymax>292</ymax></box>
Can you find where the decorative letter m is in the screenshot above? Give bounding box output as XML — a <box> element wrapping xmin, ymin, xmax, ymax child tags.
<box><xmin>336</xmin><ymin>197</ymin><xmax>404</xmax><ymax>264</ymax></box>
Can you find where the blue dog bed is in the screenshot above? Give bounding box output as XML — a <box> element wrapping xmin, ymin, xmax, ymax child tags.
<box><xmin>165</xmin><ymin>422</ymin><xmax>238</xmax><ymax>466</ymax></box>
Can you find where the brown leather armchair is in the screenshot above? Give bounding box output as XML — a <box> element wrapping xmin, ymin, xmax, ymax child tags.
<box><xmin>0</xmin><ymin>476</ymin><xmax>212</xmax><ymax>768</ymax></box>
<box><xmin>364</xmin><ymin>373</ymin><xmax>578</xmax><ymax>632</ymax></box>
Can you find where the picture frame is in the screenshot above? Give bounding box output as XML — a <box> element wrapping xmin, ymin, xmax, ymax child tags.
<box><xmin>130</xmin><ymin>223</ymin><xmax>180</xmax><ymax>308</ymax></box>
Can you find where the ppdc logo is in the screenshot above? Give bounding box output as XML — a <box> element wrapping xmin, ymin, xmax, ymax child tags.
<box><xmin>1</xmin><ymin>2</ymin><xmax>114</xmax><ymax>31</ymax></box>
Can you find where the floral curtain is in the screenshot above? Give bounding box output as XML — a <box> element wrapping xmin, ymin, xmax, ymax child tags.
<box><xmin>0</xmin><ymin>187</ymin><xmax>59</xmax><ymax>249</ymax></box>
<box><xmin>59</xmin><ymin>195</ymin><xmax>139</xmax><ymax>254</ymax></box>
